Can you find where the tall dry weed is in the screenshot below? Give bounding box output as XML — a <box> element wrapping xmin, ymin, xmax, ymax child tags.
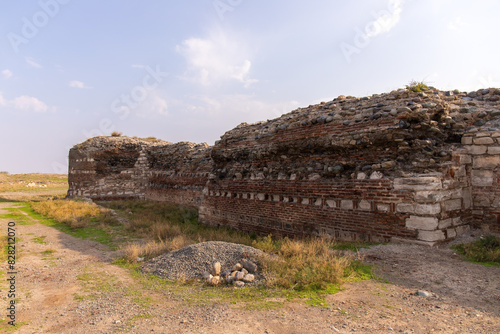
<box><xmin>31</xmin><ymin>200</ymin><xmax>101</xmax><ymax>228</ymax></box>
<box><xmin>121</xmin><ymin>235</ymin><xmax>194</xmax><ymax>263</ymax></box>
<box><xmin>258</xmin><ymin>236</ymin><xmax>351</xmax><ymax>290</ymax></box>
<box><xmin>151</xmin><ymin>222</ymin><xmax>182</xmax><ymax>241</ymax></box>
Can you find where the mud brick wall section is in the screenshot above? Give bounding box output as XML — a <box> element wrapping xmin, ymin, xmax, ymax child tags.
<box><xmin>67</xmin><ymin>88</ymin><xmax>500</xmax><ymax>245</ymax></box>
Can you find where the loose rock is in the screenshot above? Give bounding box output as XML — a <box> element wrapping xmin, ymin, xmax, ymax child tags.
<box><xmin>234</xmin><ymin>281</ymin><xmax>245</xmax><ymax>288</ymax></box>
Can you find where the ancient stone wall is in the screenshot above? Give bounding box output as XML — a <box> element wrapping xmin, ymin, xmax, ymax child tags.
<box><xmin>67</xmin><ymin>137</ymin><xmax>154</xmax><ymax>200</ymax></box>
<box><xmin>67</xmin><ymin>87</ymin><xmax>500</xmax><ymax>244</ymax></box>
<box><xmin>461</xmin><ymin>128</ymin><xmax>500</xmax><ymax>233</ymax></box>
<box><xmin>67</xmin><ymin>137</ymin><xmax>212</xmax><ymax>207</ymax></box>
<box><xmin>145</xmin><ymin>142</ymin><xmax>212</xmax><ymax>207</ymax></box>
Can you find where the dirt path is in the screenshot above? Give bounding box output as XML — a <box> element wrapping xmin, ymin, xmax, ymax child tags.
<box><xmin>1</xmin><ymin>201</ymin><xmax>499</xmax><ymax>333</ymax></box>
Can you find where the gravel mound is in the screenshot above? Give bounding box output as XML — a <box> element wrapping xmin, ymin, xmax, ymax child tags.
<box><xmin>141</xmin><ymin>241</ymin><xmax>264</xmax><ymax>280</ymax></box>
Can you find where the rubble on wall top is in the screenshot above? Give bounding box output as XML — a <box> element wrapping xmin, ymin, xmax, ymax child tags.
<box><xmin>217</xmin><ymin>87</ymin><xmax>500</xmax><ymax>145</ymax></box>
<box><xmin>72</xmin><ymin>136</ymin><xmax>209</xmax><ymax>153</ymax></box>
<box><xmin>72</xmin><ymin>87</ymin><xmax>500</xmax><ymax>163</ymax></box>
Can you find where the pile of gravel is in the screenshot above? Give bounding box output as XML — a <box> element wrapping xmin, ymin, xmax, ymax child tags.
<box><xmin>141</xmin><ymin>241</ymin><xmax>264</xmax><ymax>280</ymax></box>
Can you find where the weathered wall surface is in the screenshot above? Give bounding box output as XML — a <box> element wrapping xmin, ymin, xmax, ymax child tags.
<box><xmin>145</xmin><ymin>142</ymin><xmax>212</xmax><ymax>207</ymax></box>
<box><xmin>67</xmin><ymin>87</ymin><xmax>500</xmax><ymax>244</ymax></box>
<box><xmin>462</xmin><ymin>128</ymin><xmax>500</xmax><ymax>233</ymax></box>
<box><xmin>67</xmin><ymin>138</ymin><xmax>212</xmax><ymax>206</ymax></box>
<box><xmin>67</xmin><ymin>137</ymin><xmax>154</xmax><ymax>200</ymax></box>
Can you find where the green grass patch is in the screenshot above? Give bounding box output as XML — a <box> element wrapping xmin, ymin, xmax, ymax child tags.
<box><xmin>125</xmin><ymin>288</ymin><xmax>156</xmax><ymax>308</ymax></box>
<box><xmin>331</xmin><ymin>241</ymin><xmax>378</xmax><ymax>252</ymax></box>
<box><xmin>130</xmin><ymin>314</ymin><xmax>154</xmax><ymax>321</ymax></box>
<box><xmin>0</xmin><ymin>205</ymin><xmax>35</xmax><ymax>225</ymax></box>
<box><xmin>31</xmin><ymin>236</ymin><xmax>47</xmax><ymax>244</ymax></box>
<box><xmin>73</xmin><ymin>293</ymin><xmax>86</xmax><ymax>301</ymax></box>
<box><xmin>452</xmin><ymin>235</ymin><xmax>500</xmax><ymax>266</ymax></box>
<box><xmin>345</xmin><ymin>261</ymin><xmax>376</xmax><ymax>281</ymax></box>
<box><xmin>77</xmin><ymin>266</ymin><xmax>120</xmax><ymax>296</ymax></box>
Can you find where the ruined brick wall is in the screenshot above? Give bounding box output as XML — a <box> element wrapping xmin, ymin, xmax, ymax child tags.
<box><xmin>67</xmin><ymin>138</ymin><xmax>211</xmax><ymax>207</ymax></box>
<box><xmin>200</xmin><ymin>178</ymin><xmax>414</xmax><ymax>243</ymax></box>
<box><xmin>145</xmin><ymin>142</ymin><xmax>212</xmax><ymax>207</ymax></box>
<box><xmin>67</xmin><ymin>137</ymin><xmax>154</xmax><ymax>200</ymax></box>
<box><xmin>68</xmin><ymin>87</ymin><xmax>500</xmax><ymax>244</ymax></box>
<box><xmin>199</xmin><ymin>88</ymin><xmax>499</xmax><ymax>244</ymax></box>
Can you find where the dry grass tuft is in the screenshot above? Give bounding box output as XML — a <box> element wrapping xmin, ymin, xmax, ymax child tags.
<box><xmin>121</xmin><ymin>235</ymin><xmax>193</xmax><ymax>263</ymax></box>
<box><xmin>122</xmin><ymin>243</ymin><xmax>141</xmax><ymax>263</ymax></box>
<box><xmin>170</xmin><ymin>235</ymin><xmax>192</xmax><ymax>250</ymax></box>
<box><xmin>151</xmin><ymin>222</ymin><xmax>182</xmax><ymax>241</ymax></box>
<box><xmin>31</xmin><ymin>200</ymin><xmax>101</xmax><ymax>228</ymax></box>
<box><xmin>256</xmin><ymin>236</ymin><xmax>352</xmax><ymax>290</ymax></box>
<box><xmin>31</xmin><ymin>200</ymin><xmax>119</xmax><ymax>229</ymax></box>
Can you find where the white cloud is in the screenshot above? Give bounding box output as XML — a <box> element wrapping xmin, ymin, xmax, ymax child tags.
<box><xmin>11</xmin><ymin>95</ymin><xmax>48</xmax><ymax>113</ymax></box>
<box><xmin>131</xmin><ymin>64</ymin><xmax>146</xmax><ymax>69</ymax></box>
<box><xmin>176</xmin><ymin>30</ymin><xmax>258</xmax><ymax>87</ymax></box>
<box><xmin>479</xmin><ymin>74</ymin><xmax>500</xmax><ymax>89</ymax></box>
<box><xmin>2</xmin><ymin>69</ymin><xmax>12</xmax><ymax>79</ymax></box>
<box><xmin>366</xmin><ymin>0</ymin><xmax>404</xmax><ymax>38</ymax></box>
<box><xmin>69</xmin><ymin>80</ymin><xmax>93</xmax><ymax>89</ymax></box>
<box><xmin>148</xmin><ymin>95</ymin><xmax>168</xmax><ymax>116</ymax></box>
<box><xmin>25</xmin><ymin>57</ymin><xmax>42</xmax><ymax>68</ymax></box>
<box><xmin>0</xmin><ymin>92</ymin><xmax>49</xmax><ymax>113</ymax></box>
<box><xmin>183</xmin><ymin>94</ymin><xmax>301</xmax><ymax>122</ymax></box>
<box><xmin>133</xmin><ymin>92</ymin><xmax>169</xmax><ymax>118</ymax></box>
<box><xmin>447</xmin><ymin>17</ymin><xmax>465</xmax><ymax>31</ymax></box>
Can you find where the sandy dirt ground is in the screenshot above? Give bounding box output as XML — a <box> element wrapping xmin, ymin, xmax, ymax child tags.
<box><xmin>0</xmin><ymin>200</ymin><xmax>499</xmax><ymax>334</ymax></box>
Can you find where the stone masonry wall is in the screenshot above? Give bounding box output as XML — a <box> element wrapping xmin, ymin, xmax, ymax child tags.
<box><xmin>67</xmin><ymin>137</ymin><xmax>153</xmax><ymax>200</ymax></box>
<box><xmin>461</xmin><ymin>127</ymin><xmax>500</xmax><ymax>233</ymax></box>
<box><xmin>145</xmin><ymin>142</ymin><xmax>212</xmax><ymax>207</ymax></box>
<box><xmin>67</xmin><ymin>87</ymin><xmax>500</xmax><ymax>245</ymax></box>
<box><xmin>67</xmin><ymin>137</ymin><xmax>212</xmax><ymax>205</ymax></box>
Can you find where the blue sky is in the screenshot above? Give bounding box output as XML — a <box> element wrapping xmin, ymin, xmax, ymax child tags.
<box><xmin>1</xmin><ymin>0</ymin><xmax>499</xmax><ymax>173</ymax></box>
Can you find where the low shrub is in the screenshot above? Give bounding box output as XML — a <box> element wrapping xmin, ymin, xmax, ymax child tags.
<box><xmin>453</xmin><ymin>235</ymin><xmax>500</xmax><ymax>265</ymax></box>
<box><xmin>406</xmin><ymin>80</ymin><xmax>429</xmax><ymax>92</ymax></box>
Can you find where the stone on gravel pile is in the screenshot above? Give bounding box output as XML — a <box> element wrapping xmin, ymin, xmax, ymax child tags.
<box><xmin>205</xmin><ymin>259</ymin><xmax>259</xmax><ymax>287</ymax></box>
